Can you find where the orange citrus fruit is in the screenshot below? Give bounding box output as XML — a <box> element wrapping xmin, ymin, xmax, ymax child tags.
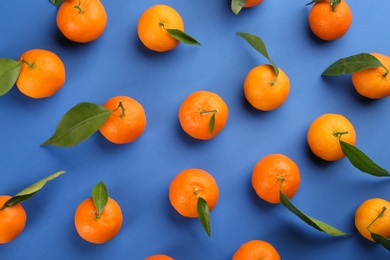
<box><xmin>307</xmin><ymin>113</ymin><xmax>356</xmax><ymax>161</ymax></box>
<box><xmin>145</xmin><ymin>254</ymin><xmax>174</xmax><ymax>260</ymax></box>
<box><xmin>232</xmin><ymin>239</ymin><xmax>281</xmax><ymax>260</ymax></box>
<box><xmin>252</xmin><ymin>154</ymin><xmax>300</xmax><ymax>204</ymax></box>
<box><xmin>74</xmin><ymin>197</ymin><xmax>123</xmax><ymax>244</ymax></box>
<box><xmin>169</xmin><ymin>168</ymin><xmax>219</xmax><ymax>218</ymax></box>
<box><xmin>355</xmin><ymin>198</ymin><xmax>390</xmax><ymax>242</ymax></box>
<box><xmin>15</xmin><ymin>49</ymin><xmax>66</xmax><ymax>98</ymax></box>
<box><xmin>352</xmin><ymin>53</ymin><xmax>390</xmax><ymax>99</ymax></box>
<box><xmin>138</xmin><ymin>4</ymin><xmax>184</xmax><ymax>52</ymax></box>
<box><xmin>178</xmin><ymin>90</ymin><xmax>228</xmax><ymax>140</ymax></box>
<box><xmin>308</xmin><ymin>0</ymin><xmax>352</xmax><ymax>41</ymax></box>
<box><xmin>244</xmin><ymin>0</ymin><xmax>264</xmax><ymax>8</ymax></box>
<box><xmin>99</xmin><ymin>96</ymin><xmax>147</xmax><ymax>144</ymax></box>
<box><xmin>0</xmin><ymin>195</ymin><xmax>27</xmax><ymax>244</ymax></box>
<box><xmin>56</xmin><ymin>0</ymin><xmax>107</xmax><ymax>43</ymax></box>
<box><xmin>244</xmin><ymin>64</ymin><xmax>290</xmax><ymax>111</ymax></box>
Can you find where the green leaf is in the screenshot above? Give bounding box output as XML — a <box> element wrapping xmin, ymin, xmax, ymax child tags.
<box><xmin>371</xmin><ymin>232</ymin><xmax>390</xmax><ymax>251</ymax></box>
<box><xmin>165</xmin><ymin>28</ymin><xmax>201</xmax><ymax>46</ymax></box>
<box><xmin>330</xmin><ymin>0</ymin><xmax>341</xmax><ymax>9</ymax></box>
<box><xmin>236</xmin><ymin>32</ymin><xmax>279</xmax><ymax>78</ymax></box>
<box><xmin>0</xmin><ymin>170</ymin><xmax>65</xmax><ymax>210</ymax></box>
<box><xmin>339</xmin><ymin>140</ymin><xmax>390</xmax><ymax>177</ymax></box>
<box><xmin>92</xmin><ymin>181</ymin><xmax>108</xmax><ymax>216</ymax></box>
<box><xmin>231</xmin><ymin>0</ymin><xmax>246</xmax><ymax>15</ymax></box>
<box><xmin>0</xmin><ymin>58</ymin><xmax>21</xmax><ymax>96</ymax></box>
<box><xmin>41</xmin><ymin>102</ymin><xmax>112</xmax><ymax>147</ymax></box>
<box><xmin>280</xmin><ymin>189</ymin><xmax>351</xmax><ymax>237</ymax></box>
<box><xmin>49</xmin><ymin>0</ymin><xmax>64</xmax><ymax>6</ymax></box>
<box><xmin>305</xmin><ymin>0</ymin><xmax>322</xmax><ymax>6</ymax></box>
<box><xmin>197</xmin><ymin>197</ymin><xmax>211</xmax><ymax>236</ymax></box>
<box><xmin>322</xmin><ymin>53</ymin><xmax>386</xmax><ymax>76</ymax></box>
<box><xmin>209</xmin><ymin>113</ymin><xmax>216</xmax><ymax>134</ymax></box>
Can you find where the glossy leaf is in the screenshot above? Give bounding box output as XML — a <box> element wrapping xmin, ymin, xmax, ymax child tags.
<box><xmin>371</xmin><ymin>232</ymin><xmax>390</xmax><ymax>251</ymax></box>
<box><xmin>322</xmin><ymin>53</ymin><xmax>385</xmax><ymax>76</ymax></box>
<box><xmin>209</xmin><ymin>113</ymin><xmax>216</xmax><ymax>134</ymax></box>
<box><xmin>41</xmin><ymin>102</ymin><xmax>112</xmax><ymax>147</ymax></box>
<box><xmin>236</xmin><ymin>32</ymin><xmax>279</xmax><ymax>78</ymax></box>
<box><xmin>231</xmin><ymin>0</ymin><xmax>246</xmax><ymax>15</ymax></box>
<box><xmin>92</xmin><ymin>181</ymin><xmax>108</xmax><ymax>216</ymax></box>
<box><xmin>49</xmin><ymin>0</ymin><xmax>63</xmax><ymax>6</ymax></box>
<box><xmin>0</xmin><ymin>170</ymin><xmax>65</xmax><ymax>210</ymax></box>
<box><xmin>197</xmin><ymin>197</ymin><xmax>211</xmax><ymax>236</ymax></box>
<box><xmin>165</xmin><ymin>28</ymin><xmax>201</xmax><ymax>46</ymax></box>
<box><xmin>280</xmin><ymin>190</ymin><xmax>351</xmax><ymax>237</ymax></box>
<box><xmin>0</xmin><ymin>58</ymin><xmax>21</xmax><ymax>96</ymax></box>
<box><xmin>339</xmin><ymin>140</ymin><xmax>390</xmax><ymax>177</ymax></box>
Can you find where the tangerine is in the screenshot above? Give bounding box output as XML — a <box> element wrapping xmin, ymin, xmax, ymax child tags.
<box><xmin>352</xmin><ymin>53</ymin><xmax>390</xmax><ymax>99</ymax></box>
<box><xmin>307</xmin><ymin>113</ymin><xmax>356</xmax><ymax>161</ymax></box>
<box><xmin>56</xmin><ymin>0</ymin><xmax>107</xmax><ymax>43</ymax></box>
<box><xmin>308</xmin><ymin>0</ymin><xmax>352</xmax><ymax>41</ymax></box>
<box><xmin>355</xmin><ymin>198</ymin><xmax>390</xmax><ymax>242</ymax></box>
<box><xmin>74</xmin><ymin>197</ymin><xmax>123</xmax><ymax>244</ymax></box>
<box><xmin>0</xmin><ymin>195</ymin><xmax>27</xmax><ymax>244</ymax></box>
<box><xmin>138</xmin><ymin>4</ymin><xmax>184</xmax><ymax>52</ymax></box>
<box><xmin>169</xmin><ymin>168</ymin><xmax>219</xmax><ymax>218</ymax></box>
<box><xmin>232</xmin><ymin>239</ymin><xmax>281</xmax><ymax>260</ymax></box>
<box><xmin>145</xmin><ymin>254</ymin><xmax>174</xmax><ymax>260</ymax></box>
<box><xmin>244</xmin><ymin>64</ymin><xmax>290</xmax><ymax>111</ymax></box>
<box><xmin>99</xmin><ymin>96</ymin><xmax>147</xmax><ymax>144</ymax></box>
<box><xmin>252</xmin><ymin>154</ymin><xmax>300</xmax><ymax>204</ymax></box>
<box><xmin>15</xmin><ymin>49</ymin><xmax>66</xmax><ymax>98</ymax></box>
<box><xmin>178</xmin><ymin>90</ymin><xmax>228</xmax><ymax>140</ymax></box>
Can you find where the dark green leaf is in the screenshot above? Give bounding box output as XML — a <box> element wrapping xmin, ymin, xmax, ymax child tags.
<box><xmin>209</xmin><ymin>113</ymin><xmax>216</xmax><ymax>134</ymax></box>
<box><xmin>280</xmin><ymin>190</ymin><xmax>351</xmax><ymax>237</ymax></box>
<box><xmin>305</xmin><ymin>0</ymin><xmax>322</xmax><ymax>6</ymax></box>
<box><xmin>0</xmin><ymin>58</ymin><xmax>21</xmax><ymax>96</ymax></box>
<box><xmin>197</xmin><ymin>197</ymin><xmax>211</xmax><ymax>236</ymax></box>
<box><xmin>340</xmin><ymin>140</ymin><xmax>390</xmax><ymax>177</ymax></box>
<box><xmin>330</xmin><ymin>0</ymin><xmax>341</xmax><ymax>9</ymax></box>
<box><xmin>371</xmin><ymin>232</ymin><xmax>390</xmax><ymax>251</ymax></box>
<box><xmin>0</xmin><ymin>171</ymin><xmax>65</xmax><ymax>210</ymax></box>
<box><xmin>231</xmin><ymin>0</ymin><xmax>246</xmax><ymax>15</ymax></box>
<box><xmin>322</xmin><ymin>53</ymin><xmax>385</xmax><ymax>76</ymax></box>
<box><xmin>236</xmin><ymin>32</ymin><xmax>279</xmax><ymax>78</ymax></box>
<box><xmin>50</xmin><ymin>0</ymin><xmax>63</xmax><ymax>6</ymax></box>
<box><xmin>92</xmin><ymin>181</ymin><xmax>108</xmax><ymax>216</ymax></box>
<box><xmin>165</xmin><ymin>28</ymin><xmax>201</xmax><ymax>46</ymax></box>
<box><xmin>41</xmin><ymin>102</ymin><xmax>112</xmax><ymax>147</ymax></box>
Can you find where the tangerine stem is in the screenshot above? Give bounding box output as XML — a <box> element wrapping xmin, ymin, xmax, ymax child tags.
<box><xmin>277</xmin><ymin>175</ymin><xmax>285</xmax><ymax>190</ymax></box>
<box><xmin>200</xmin><ymin>109</ymin><xmax>218</xmax><ymax>115</ymax></box>
<box><xmin>73</xmin><ymin>0</ymin><xmax>84</xmax><ymax>14</ymax></box>
<box><xmin>334</xmin><ymin>131</ymin><xmax>349</xmax><ymax>139</ymax></box>
<box><xmin>112</xmin><ymin>100</ymin><xmax>126</xmax><ymax>118</ymax></box>
<box><xmin>20</xmin><ymin>58</ymin><xmax>34</xmax><ymax>69</ymax></box>
<box><xmin>94</xmin><ymin>211</ymin><xmax>100</xmax><ymax>221</ymax></box>
<box><xmin>366</xmin><ymin>206</ymin><xmax>387</xmax><ymax>232</ymax></box>
<box><xmin>382</xmin><ymin>66</ymin><xmax>389</xmax><ymax>78</ymax></box>
<box><xmin>194</xmin><ymin>187</ymin><xmax>200</xmax><ymax>197</ymax></box>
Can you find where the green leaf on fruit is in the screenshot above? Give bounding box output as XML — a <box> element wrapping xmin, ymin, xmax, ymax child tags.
<box><xmin>165</xmin><ymin>28</ymin><xmax>201</xmax><ymax>46</ymax></box>
<box><xmin>41</xmin><ymin>102</ymin><xmax>112</xmax><ymax>147</ymax></box>
<box><xmin>92</xmin><ymin>181</ymin><xmax>108</xmax><ymax>216</ymax></box>
<box><xmin>231</xmin><ymin>0</ymin><xmax>246</xmax><ymax>15</ymax></box>
<box><xmin>49</xmin><ymin>0</ymin><xmax>64</xmax><ymax>6</ymax></box>
<box><xmin>236</xmin><ymin>32</ymin><xmax>279</xmax><ymax>78</ymax></box>
<box><xmin>0</xmin><ymin>171</ymin><xmax>65</xmax><ymax>210</ymax></box>
<box><xmin>0</xmin><ymin>58</ymin><xmax>21</xmax><ymax>96</ymax></box>
<box><xmin>209</xmin><ymin>113</ymin><xmax>216</xmax><ymax>134</ymax></box>
<box><xmin>197</xmin><ymin>197</ymin><xmax>211</xmax><ymax>236</ymax></box>
<box><xmin>371</xmin><ymin>232</ymin><xmax>390</xmax><ymax>251</ymax></box>
<box><xmin>322</xmin><ymin>53</ymin><xmax>386</xmax><ymax>76</ymax></box>
<box><xmin>280</xmin><ymin>189</ymin><xmax>351</xmax><ymax>237</ymax></box>
<box><xmin>339</xmin><ymin>140</ymin><xmax>390</xmax><ymax>177</ymax></box>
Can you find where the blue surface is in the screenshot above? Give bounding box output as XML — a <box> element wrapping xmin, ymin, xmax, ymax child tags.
<box><xmin>1</xmin><ymin>0</ymin><xmax>390</xmax><ymax>259</ymax></box>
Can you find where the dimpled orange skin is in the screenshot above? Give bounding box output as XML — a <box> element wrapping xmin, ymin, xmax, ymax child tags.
<box><xmin>0</xmin><ymin>195</ymin><xmax>27</xmax><ymax>244</ymax></box>
<box><xmin>244</xmin><ymin>65</ymin><xmax>290</xmax><ymax>111</ymax></box>
<box><xmin>138</xmin><ymin>4</ymin><xmax>184</xmax><ymax>52</ymax></box>
<box><xmin>144</xmin><ymin>255</ymin><xmax>174</xmax><ymax>260</ymax></box>
<box><xmin>232</xmin><ymin>240</ymin><xmax>281</xmax><ymax>260</ymax></box>
<box><xmin>352</xmin><ymin>53</ymin><xmax>390</xmax><ymax>99</ymax></box>
<box><xmin>56</xmin><ymin>0</ymin><xmax>107</xmax><ymax>43</ymax></box>
<box><xmin>307</xmin><ymin>113</ymin><xmax>356</xmax><ymax>161</ymax></box>
<box><xmin>74</xmin><ymin>197</ymin><xmax>123</xmax><ymax>244</ymax></box>
<box><xmin>16</xmin><ymin>49</ymin><xmax>66</xmax><ymax>99</ymax></box>
<box><xmin>244</xmin><ymin>0</ymin><xmax>264</xmax><ymax>8</ymax></box>
<box><xmin>252</xmin><ymin>154</ymin><xmax>300</xmax><ymax>204</ymax></box>
<box><xmin>169</xmin><ymin>168</ymin><xmax>219</xmax><ymax>218</ymax></box>
<box><xmin>308</xmin><ymin>0</ymin><xmax>352</xmax><ymax>41</ymax></box>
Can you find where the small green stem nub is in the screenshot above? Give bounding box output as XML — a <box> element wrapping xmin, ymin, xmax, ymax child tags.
<box><xmin>113</xmin><ymin>100</ymin><xmax>126</xmax><ymax>118</ymax></box>
<box><xmin>94</xmin><ymin>211</ymin><xmax>100</xmax><ymax>221</ymax></box>
<box><xmin>367</xmin><ymin>206</ymin><xmax>387</xmax><ymax>232</ymax></box>
<box><xmin>382</xmin><ymin>66</ymin><xmax>389</xmax><ymax>78</ymax></box>
<box><xmin>73</xmin><ymin>0</ymin><xmax>84</xmax><ymax>14</ymax></box>
<box><xmin>194</xmin><ymin>187</ymin><xmax>200</xmax><ymax>197</ymax></box>
<box><xmin>20</xmin><ymin>58</ymin><xmax>35</xmax><ymax>69</ymax></box>
<box><xmin>334</xmin><ymin>131</ymin><xmax>349</xmax><ymax>139</ymax></box>
<box><xmin>199</xmin><ymin>109</ymin><xmax>218</xmax><ymax>115</ymax></box>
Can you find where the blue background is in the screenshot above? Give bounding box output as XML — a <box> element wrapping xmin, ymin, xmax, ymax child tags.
<box><xmin>1</xmin><ymin>0</ymin><xmax>390</xmax><ymax>259</ymax></box>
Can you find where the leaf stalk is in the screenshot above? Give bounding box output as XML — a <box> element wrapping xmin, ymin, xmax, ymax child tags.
<box><xmin>73</xmin><ymin>0</ymin><xmax>84</xmax><ymax>14</ymax></box>
<box><xmin>367</xmin><ymin>206</ymin><xmax>387</xmax><ymax>232</ymax></box>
